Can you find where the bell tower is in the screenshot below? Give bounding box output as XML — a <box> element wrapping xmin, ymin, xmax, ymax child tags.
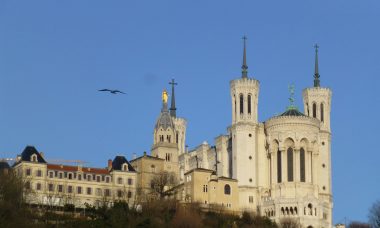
<box><xmin>302</xmin><ymin>44</ymin><xmax>333</xmax><ymax>225</ymax></box>
<box><xmin>151</xmin><ymin>89</ymin><xmax>179</xmax><ymax>176</ymax></box>
<box><xmin>229</xmin><ymin>36</ymin><xmax>260</xmax><ymax>187</ymax></box>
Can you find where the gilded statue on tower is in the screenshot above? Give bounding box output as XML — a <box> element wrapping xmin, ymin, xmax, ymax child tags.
<box><xmin>162</xmin><ymin>89</ymin><xmax>168</xmax><ymax>103</ymax></box>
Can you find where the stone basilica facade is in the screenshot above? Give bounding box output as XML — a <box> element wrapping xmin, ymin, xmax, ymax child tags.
<box><xmin>150</xmin><ymin>41</ymin><xmax>333</xmax><ymax>228</ymax></box>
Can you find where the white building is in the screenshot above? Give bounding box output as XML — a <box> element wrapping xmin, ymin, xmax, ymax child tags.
<box><xmin>177</xmin><ymin>41</ymin><xmax>333</xmax><ymax>228</ymax></box>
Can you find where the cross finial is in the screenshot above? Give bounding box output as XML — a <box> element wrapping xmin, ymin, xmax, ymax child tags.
<box><xmin>313</xmin><ymin>43</ymin><xmax>320</xmax><ymax>87</ymax></box>
<box><xmin>169</xmin><ymin>78</ymin><xmax>178</xmax><ymax>117</ymax></box>
<box><xmin>241</xmin><ymin>35</ymin><xmax>248</xmax><ymax>78</ymax></box>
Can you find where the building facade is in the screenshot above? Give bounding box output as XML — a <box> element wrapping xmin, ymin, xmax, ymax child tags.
<box><xmin>176</xmin><ymin>41</ymin><xmax>333</xmax><ymax>228</ymax></box>
<box><xmin>12</xmin><ymin>146</ymin><xmax>137</xmax><ymax>208</ymax></box>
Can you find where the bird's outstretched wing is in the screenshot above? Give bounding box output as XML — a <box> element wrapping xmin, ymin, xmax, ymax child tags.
<box><xmin>98</xmin><ymin>89</ymin><xmax>111</xmax><ymax>92</ymax></box>
<box><xmin>114</xmin><ymin>90</ymin><xmax>126</xmax><ymax>94</ymax></box>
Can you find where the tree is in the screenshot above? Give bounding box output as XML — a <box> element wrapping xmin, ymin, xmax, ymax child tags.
<box><xmin>348</xmin><ymin>221</ymin><xmax>371</xmax><ymax>228</ymax></box>
<box><xmin>150</xmin><ymin>171</ymin><xmax>178</xmax><ymax>199</ymax></box>
<box><xmin>279</xmin><ymin>218</ymin><xmax>301</xmax><ymax>228</ymax></box>
<box><xmin>0</xmin><ymin>171</ymin><xmax>33</xmax><ymax>227</ymax></box>
<box><xmin>369</xmin><ymin>200</ymin><xmax>380</xmax><ymax>228</ymax></box>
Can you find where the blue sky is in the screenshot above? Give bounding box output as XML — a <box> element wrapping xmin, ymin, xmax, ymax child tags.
<box><xmin>1</xmin><ymin>0</ymin><xmax>379</xmax><ymax>224</ymax></box>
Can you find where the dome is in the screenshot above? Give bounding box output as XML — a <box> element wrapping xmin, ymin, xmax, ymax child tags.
<box><xmin>155</xmin><ymin>101</ymin><xmax>174</xmax><ymax>130</ymax></box>
<box><xmin>279</xmin><ymin>108</ymin><xmax>305</xmax><ymax>117</ymax></box>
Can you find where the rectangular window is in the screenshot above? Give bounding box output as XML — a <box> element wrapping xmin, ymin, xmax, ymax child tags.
<box><xmin>48</xmin><ymin>184</ymin><xmax>54</xmax><ymax>192</ymax></box>
<box><xmin>59</xmin><ymin>173</ymin><xmax>63</xmax><ymax>179</ymax></box>
<box><xmin>249</xmin><ymin>196</ymin><xmax>254</xmax><ymax>203</ymax></box>
<box><xmin>64</xmin><ymin>172</ymin><xmax>67</xmax><ymax>178</ymax></box>
<box><xmin>87</xmin><ymin>187</ymin><xmax>92</xmax><ymax>195</ymax></box>
<box><xmin>78</xmin><ymin>174</ymin><xmax>82</xmax><ymax>180</ymax></box>
<box><xmin>96</xmin><ymin>176</ymin><xmax>101</xmax><ymax>182</ymax></box>
<box><xmin>36</xmin><ymin>183</ymin><xmax>42</xmax><ymax>191</ymax></box>
<box><xmin>127</xmin><ymin>191</ymin><xmax>132</xmax><ymax>198</ymax></box>
<box><xmin>87</xmin><ymin>175</ymin><xmax>92</xmax><ymax>181</ymax></box>
<box><xmin>58</xmin><ymin>185</ymin><xmax>63</xmax><ymax>193</ymax></box>
<box><xmin>104</xmin><ymin>189</ymin><xmax>111</xmax><ymax>197</ymax></box>
<box><xmin>36</xmin><ymin>170</ymin><xmax>42</xmax><ymax>177</ymax></box>
<box><xmin>117</xmin><ymin>190</ymin><xmax>123</xmax><ymax>198</ymax></box>
<box><xmin>106</xmin><ymin>177</ymin><xmax>110</xmax><ymax>183</ymax></box>
<box><xmin>128</xmin><ymin>178</ymin><xmax>133</xmax><ymax>185</ymax></box>
<box><xmin>102</xmin><ymin>176</ymin><xmax>105</xmax><ymax>182</ymax></box>
<box><xmin>77</xmin><ymin>186</ymin><xmax>82</xmax><ymax>194</ymax></box>
<box><xmin>117</xmin><ymin>178</ymin><xmax>123</xmax><ymax>184</ymax></box>
<box><xmin>68</xmin><ymin>173</ymin><xmax>72</xmax><ymax>179</ymax></box>
<box><xmin>203</xmin><ymin>185</ymin><xmax>208</xmax><ymax>193</ymax></box>
<box><xmin>26</xmin><ymin>168</ymin><xmax>31</xmax><ymax>176</ymax></box>
<box><xmin>49</xmin><ymin>172</ymin><xmax>53</xmax><ymax>178</ymax></box>
<box><xmin>68</xmin><ymin>186</ymin><xmax>73</xmax><ymax>193</ymax></box>
<box><xmin>96</xmin><ymin>188</ymin><xmax>102</xmax><ymax>196</ymax></box>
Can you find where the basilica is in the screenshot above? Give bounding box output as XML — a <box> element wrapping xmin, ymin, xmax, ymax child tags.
<box><xmin>4</xmin><ymin>40</ymin><xmax>333</xmax><ymax>228</ymax></box>
<box><xmin>149</xmin><ymin>40</ymin><xmax>333</xmax><ymax>228</ymax></box>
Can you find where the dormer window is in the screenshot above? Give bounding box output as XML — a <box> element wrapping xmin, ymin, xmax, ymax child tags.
<box><xmin>31</xmin><ymin>154</ymin><xmax>37</xmax><ymax>162</ymax></box>
<box><xmin>122</xmin><ymin>163</ymin><xmax>128</xmax><ymax>171</ymax></box>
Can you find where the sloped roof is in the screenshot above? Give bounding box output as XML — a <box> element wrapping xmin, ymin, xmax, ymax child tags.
<box><xmin>19</xmin><ymin>146</ymin><xmax>47</xmax><ymax>163</ymax></box>
<box><xmin>112</xmin><ymin>156</ymin><xmax>136</xmax><ymax>172</ymax></box>
<box><xmin>47</xmin><ymin>164</ymin><xmax>110</xmax><ymax>175</ymax></box>
<box><xmin>0</xmin><ymin>161</ymin><xmax>10</xmax><ymax>170</ymax></box>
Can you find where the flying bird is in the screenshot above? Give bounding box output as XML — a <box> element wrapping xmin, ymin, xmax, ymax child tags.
<box><xmin>98</xmin><ymin>89</ymin><xmax>126</xmax><ymax>94</ymax></box>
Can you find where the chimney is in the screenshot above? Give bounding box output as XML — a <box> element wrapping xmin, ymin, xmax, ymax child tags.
<box><xmin>108</xmin><ymin>159</ymin><xmax>112</xmax><ymax>170</ymax></box>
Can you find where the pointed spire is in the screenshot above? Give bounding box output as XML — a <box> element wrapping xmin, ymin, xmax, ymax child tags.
<box><xmin>169</xmin><ymin>79</ymin><xmax>177</xmax><ymax>117</ymax></box>
<box><xmin>314</xmin><ymin>44</ymin><xmax>320</xmax><ymax>87</ymax></box>
<box><xmin>241</xmin><ymin>36</ymin><xmax>248</xmax><ymax>78</ymax></box>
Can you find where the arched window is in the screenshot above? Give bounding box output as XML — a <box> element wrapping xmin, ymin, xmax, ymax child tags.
<box><xmin>239</xmin><ymin>94</ymin><xmax>244</xmax><ymax>114</ymax></box>
<box><xmin>277</xmin><ymin>150</ymin><xmax>282</xmax><ymax>183</ymax></box>
<box><xmin>313</xmin><ymin>103</ymin><xmax>317</xmax><ymax>118</ymax></box>
<box><xmin>224</xmin><ymin>184</ymin><xmax>231</xmax><ymax>195</ymax></box>
<box><xmin>287</xmin><ymin>148</ymin><xmax>293</xmax><ymax>182</ymax></box>
<box><xmin>308</xmin><ymin>203</ymin><xmax>313</xmax><ymax>215</ymax></box>
<box><xmin>122</xmin><ymin>163</ymin><xmax>128</xmax><ymax>171</ymax></box>
<box><xmin>320</xmin><ymin>103</ymin><xmax>324</xmax><ymax>122</ymax></box>
<box><xmin>300</xmin><ymin>148</ymin><xmax>306</xmax><ymax>182</ymax></box>
<box><xmin>31</xmin><ymin>154</ymin><xmax>37</xmax><ymax>162</ymax></box>
<box><xmin>248</xmin><ymin>94</ymin><xmax>252</xmax><ymax>114</ymax></box>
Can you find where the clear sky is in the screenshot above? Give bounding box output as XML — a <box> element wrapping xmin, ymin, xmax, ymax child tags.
<box><xmin>1</xmin><ymin>0</ymin><xmax>379</xmax><ymax>224</ymax></box>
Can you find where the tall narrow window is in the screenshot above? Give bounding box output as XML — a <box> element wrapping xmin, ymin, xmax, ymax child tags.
<box><xmin>320</xmin><ymin>103</ymin><xmax>324</xmax><ymax>122</ymax></box>
<box><xmin>313</xmin><ymin>103</ymin><xmax>317</xmax><ymax>118</ymax></box>
<box><xmin>277</xmin><ymin>150</ymin><xmax>282</xmax><ymax>183</ymax></box>
<box><xmin>248</xmin><ymin>94</ymin><xmax>252</xmax><ymax>114</ymax></box>
<box><xmin>287</xmin><ymin>148</ymin><xmax>294</xmax><ymax>182</ymax></box>
<box><xmin>300</xmin><ymin>148</ymin><xmax>306</xmax><ymax>182</ymax></box>
<box><xmin>239</xmin><ymin>94</ymin><xmax>244</xmax><ymax>114</ymax></box>
<box><xmin>306</xmin><ymin>103</ymin><xmax>309</xmax><ymax>116</ymax></box>
<box><xmin>234</xmin><ymin>95</ymin><xmax>237</xmax><ymax>118</ymax></box>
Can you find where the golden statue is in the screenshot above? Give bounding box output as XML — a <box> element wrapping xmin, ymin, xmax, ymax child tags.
<box><xmin>162</xmin><ymin>89</ymin><xmax>168</xmax><ymax>103</ymax></box>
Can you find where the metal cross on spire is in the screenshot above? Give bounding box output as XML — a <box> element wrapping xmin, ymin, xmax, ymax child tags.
<box><xmin>169</xmin><ymin>78</ymin><xmax>178</xmax><ymax>117</ymax></box>
<box><xmin>314</xmin><ymin>43</ymin><xmax>320</xmax><ymax>87</ymax></box>
<box><xmin>241</xmin><ymin>35</ymin><xmax>248</xmax><ymax>78</ymax></box>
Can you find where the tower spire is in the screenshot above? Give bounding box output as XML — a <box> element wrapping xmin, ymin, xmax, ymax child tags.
<box><xmin>242</xmin><ymin>36</ymin><xmax>248</xmax><ymax>78</ymax></box>
<box><xmin>169</xmin><ymin>79</ymin><xmax>177</xmax><ymax>117</ymax></box>
<box><xmin>314</xmin><ymin>44</ymin><xmax>320</xmax><ymax>87</ymax></box>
